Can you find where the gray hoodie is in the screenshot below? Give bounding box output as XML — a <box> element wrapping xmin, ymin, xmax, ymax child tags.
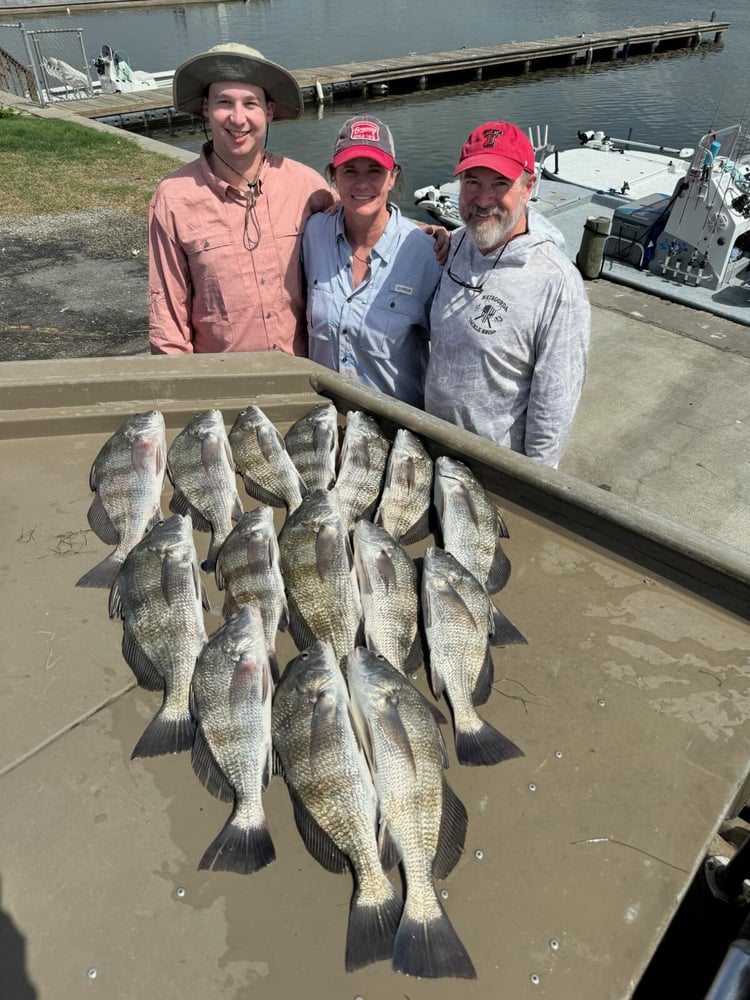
<box><xmin>424</xmin><ymin>224</ymin><xmax>590</xmax><ymax>468</ymax></box>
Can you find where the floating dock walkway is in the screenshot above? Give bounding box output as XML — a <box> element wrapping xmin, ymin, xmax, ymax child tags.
<box><xmin>37</xmin><ymin>20</ymin><xmax>729</xmax><ymax>129</ymax></box>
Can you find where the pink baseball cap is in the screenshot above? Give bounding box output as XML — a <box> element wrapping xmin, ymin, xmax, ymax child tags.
<box><xmin>454</xmin><ymin>121</ymin><xmax>534</xmax><ymax>179</ymax></box>
<box><xmin>332</xmin><ymin>115</ymin><xmax>396</xmax><ymax>170</ymax></box>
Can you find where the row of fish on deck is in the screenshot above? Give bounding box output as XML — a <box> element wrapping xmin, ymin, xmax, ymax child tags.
<box><xmin>75</xmin><ymin>402</ymin><xmax>529</xmax><ymax>980</ymax></box>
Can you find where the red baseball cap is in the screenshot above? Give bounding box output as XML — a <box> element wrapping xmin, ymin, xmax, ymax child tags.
<box><xmin>332</xmin><ymin>115</ymin><xmax>396</xmax><ymax>170</ymax></box>
<box><xmin>454</xmin><ymin>121</ymin><xmax>535</xmax><ymax>179</ymax></box>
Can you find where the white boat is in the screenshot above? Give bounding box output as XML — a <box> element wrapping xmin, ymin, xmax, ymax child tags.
<box><xmin>91</xmin><ymin>45</ymin><xmax>173</xmax><ymax>95</ymax></box>
<box><xmin>29</xmin><ymin>37</ymin><xmax>172</xmax><ymax>103</ymax></box>
<box><xmin>414</xmin><ymin>127</ymin><xmax>696</xmax><ymax>229</ymax></box>
<box><xmin>541</xmin><ymin>129</ymin><xmax>694</xmax><ymax>200</ymax></box>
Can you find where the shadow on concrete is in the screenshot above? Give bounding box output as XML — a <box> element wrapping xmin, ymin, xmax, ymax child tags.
<box><xmin>0</xmin><ymin>876</ymin><xmax>38</xmax><ymax>1000</ymax></box>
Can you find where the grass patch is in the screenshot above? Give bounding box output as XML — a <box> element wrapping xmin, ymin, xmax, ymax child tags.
<box><xmin>0</xmin><ymin>115</ymin><xmax>183</xmax><ymax>215</ymax></box>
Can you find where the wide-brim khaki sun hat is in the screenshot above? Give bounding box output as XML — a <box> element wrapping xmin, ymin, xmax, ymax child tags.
<box><xmin>172</xmin><ymin>43</ymin><xmax>303</xmax><ymax>120</ymax></box>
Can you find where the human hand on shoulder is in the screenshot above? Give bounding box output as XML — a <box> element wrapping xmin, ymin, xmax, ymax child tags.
<box><xmin>418</xmin><ymin>223</ymin><xmax>451</xmax><ymax>265</ymax></box>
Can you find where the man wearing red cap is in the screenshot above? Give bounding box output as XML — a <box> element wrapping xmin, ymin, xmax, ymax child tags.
<box><xmin>424</xmin><ymin>121</ymin><xmax>590</xmax><ymax>468</ymax></box>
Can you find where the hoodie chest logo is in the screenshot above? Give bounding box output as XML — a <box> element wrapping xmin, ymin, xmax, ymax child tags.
<box><xmin>469</xmin><ymin>294</ymin><xmax>508</xmax><ymax>334</ymax></box>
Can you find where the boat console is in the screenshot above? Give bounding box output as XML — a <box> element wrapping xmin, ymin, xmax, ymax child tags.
<box><xmin>608</xmin><ymin>126</ymin><xmax>750</xmax><ymax>290</ymax></box>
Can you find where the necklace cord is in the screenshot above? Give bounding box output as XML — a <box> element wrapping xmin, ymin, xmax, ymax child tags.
<box><xmin>210</xmin><ymin>141</ymin><xmax>264</xmax><ymax>251</ymax></box>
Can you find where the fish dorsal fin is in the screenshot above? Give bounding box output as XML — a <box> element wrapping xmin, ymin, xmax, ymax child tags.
<box><xmin>486</xmin><ymin>539</ymin><xmax>512</xmax><ymax>593</ymax></box>
<box><xmin>87</xmin><ymin>493</ymin><xmax>119</xmax><ymax>544</ymax></box>
<box><xmin>169</xmin><ymin>487</ymin><xmax>212</xmax><ymax>532</ymax></box>
<box><xmin>433</xmin><ymin>779</ymin><xmax>468</xmax><ymax>880</ymax></box>
<box><xmin>378</xmin><ymin>817</ymin><xmax>401</xmax><ymax>872</ymax></box>
<box><xmin>121</xmin><ymin>628</ymin><xmax>163</xmax><ymax>691</ymax></box>
<box><xmin>471</xmin><ymin>647</ymin><xmax>494</xmax><ymax>707</ymax></box>
<box><xmin>191</xmin><ymin>726</ymin><xmax>235</xmax><ymax>802</ymax></box>
<box><xmin>291</xmin><ymin>791</ymin><xmax>349</xmax><ymax>874</ymax></box>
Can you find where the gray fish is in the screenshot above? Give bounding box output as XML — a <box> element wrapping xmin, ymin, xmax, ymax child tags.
<box><xmin>353</xmin><ymin>520</ymin><xmax>422</xmax><ymax>676</ymax></box>
<box><xmin>190</xmin><ymin>604</ymin><xmax>275</xmax><ymax>875</ymax></box>
<box><xmin>229</xmin><ymin>405</ymin><xmax>305</xmax><ymax>512</ymax></box>
<box><xmin>77</xmin><ymin>410</ymin><xmax>166</xmax><ymax>589</ymax></box>
<box><xmin>284</xmin><ymin>402</ymin><xmax>339</xmax><ymax>493</ymax></box>
<box><xmin>434</xmin><ymin>455</ymin><xmax>511</xmax><ymax>593</ymax></box>
<box><xmin>214</xmin><ymin>506</ymin><xmax>289</xmax><ymax>682</ymax></box>
<box><xmin>347</xmin><ymin>647</ymin><xmax>474</xmax><ymax>980</ymax></box>
<box><xmin>166</xmin><ymin>409</ymin><xmax>243</xmax><ymax>573</ymax></box>
<box><xmin>421</xmin><ymin>546</ymin><xmax>524</xmax><ymax>766</ymax></box>
<box><xmin>278</xmin><ymin>489</ymin><xmax>362</xmax><ymax>663</ymax></box>
<box><xmin>108</xmin><ymin>514</ymin><xmax>208</xmax><ymax>758</ymax></box>
<box><xmin>272</xmin><ymin>640</ymin><xmax>402</xmax><ymax>971</ymax></box>
<box><xmin>374</xmin><ymin>428</ymin><xmax>433</xmax><ymax>545</ymax></box>
<box><xmin>333</xmin><ymin>410</ymin><xmax>391</xmax><ymax>533</ymax></box>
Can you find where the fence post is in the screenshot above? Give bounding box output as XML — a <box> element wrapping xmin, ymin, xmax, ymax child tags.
<box><xmin>20</xmin><ymin>23</ymin><xmax>45</xmax><ymax>107</ymax></box>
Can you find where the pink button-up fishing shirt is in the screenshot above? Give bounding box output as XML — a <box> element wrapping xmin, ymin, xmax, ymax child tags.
<box><xmin>148</xmin><ymin>144</ymin><xmax>334</xmax><ymax>356</ymax></box>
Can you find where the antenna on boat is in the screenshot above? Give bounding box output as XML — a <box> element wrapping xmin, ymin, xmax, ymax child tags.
<box><xmin>528</xmin><ymin>125</ymin><xmax>550</xmax><ymax>200</ymax></box>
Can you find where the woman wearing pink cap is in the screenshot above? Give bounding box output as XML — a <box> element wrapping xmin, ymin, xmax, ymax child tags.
<box><xmin>302</xmin><ymin>114</ymin><xmax>443</xmax><ymax>409</ymax></box>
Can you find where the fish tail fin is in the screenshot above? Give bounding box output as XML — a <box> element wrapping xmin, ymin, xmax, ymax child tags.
<box><xmin>392</xmin><ymin>899</ymin><xmax>476</xmax><ymax>979</ymax></box>
<box><xmin>455</xmin><ymin>718</ymin><xmax>524</xmax><ymax>766</ymax></box>
<box><xmin>131</xmin><ymin>707</ymin><xmax>196</xmax><ymax>759</ymax></box>
<box><xmin>76</xmin><ymin>552</ymin><xmax>123</xmax><ymax>589</ymax></box>
<box><xmin>198</xmin><ymin>810</ymin><xmax>276</xmax><ymax>875</ymax></box>
<box><xmin>345</xmin><ymin>883</ymin><xmax>402</xmax><ymax>971</ymax></box>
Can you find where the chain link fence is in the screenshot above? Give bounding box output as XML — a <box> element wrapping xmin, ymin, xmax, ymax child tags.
<box><xmin>0</xmin><ymin>23</ymin><xmax>93</xmax><ymax>105</ymax></box>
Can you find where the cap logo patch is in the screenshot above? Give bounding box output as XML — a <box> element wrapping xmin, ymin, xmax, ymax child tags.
<box><xmin>481</xmin><ymin>127</ymin><xmax>505</xmax><ymax>148</ymax></box>
<box><xmin>350</xmin><ymin>121</ymin><xmax>380</xmax><ymax>142</ymax></box>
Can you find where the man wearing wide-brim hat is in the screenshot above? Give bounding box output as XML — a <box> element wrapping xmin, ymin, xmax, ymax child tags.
<box><xmin>148</xmin><ymin>43</ymin><xmax>334</xmax><ymax>356</ymax></box>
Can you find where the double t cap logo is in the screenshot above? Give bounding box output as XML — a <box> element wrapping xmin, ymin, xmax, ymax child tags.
<box><xmin>481</xmin><ymin>127</ymin><xmax>505</xmax><ymax>148</ymax></box>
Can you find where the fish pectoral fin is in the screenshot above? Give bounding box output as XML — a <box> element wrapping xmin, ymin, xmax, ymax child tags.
<box><xmin>290</xmin><ymin>791</ymin><xmax>349</xmax><ymax>874</ymax></box>
<box><xmin>309</xmin><ymin>692</ymin><xmax>337</xmax><ymax>766</ymax></box>
<box><xmin>86</xmin><ymin>493</ymin><xmax>119</xmax><ymax>544</ymax></box>
<box><xmin>417</xmin><ymin>687</ymin><xmax>448</xmax><ymax>728</ymax></box>
<box><xmin>374</xmin><ymin>550</ymin><xmax>398</xmax><ymax>593</ymax></box>
<box><xmin>379</xmin><ymin>701</ymin><xmax>416</xmax><ymax>774</ymax></box>
<box><xmin>191</xmin><ymin>727</ymin><xmax>235</xmax><ymax>802</ymax></box>
<box><xmin>256</xmin><ymin>421</ymin><xmax>282</xmax><ymax>463</ymax></box>
<box><xmin>433</xmin><ymin>779</ymin><xmax>468</xmax><ymax>879</ymax></box>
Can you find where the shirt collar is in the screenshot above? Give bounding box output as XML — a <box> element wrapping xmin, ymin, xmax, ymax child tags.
<box><xmin>334</xmin><ymin>203</ymin><xmax>402</xmax><ymax>264</ymax></box>
<box><xmin>199</xmin><ymin>142</ymin><xmax>274</xmax><ymax>201</ymax></box>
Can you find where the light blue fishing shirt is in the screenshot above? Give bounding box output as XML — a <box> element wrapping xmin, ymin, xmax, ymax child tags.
<box><xmin>302</xmin><ymin>205</ymin><xmax>442</xmax><ymax>408</ymax></box>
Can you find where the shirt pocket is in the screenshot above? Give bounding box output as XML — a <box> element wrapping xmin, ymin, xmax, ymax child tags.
<box><xmin>182</xmin><ymin>231</ymin><xmax>235</xmax><ymax>323</ymax></box>
<box><xmin>365</xmin><ymin>293</ymin><xmax>426</xmax><ymax>356</ymax></box>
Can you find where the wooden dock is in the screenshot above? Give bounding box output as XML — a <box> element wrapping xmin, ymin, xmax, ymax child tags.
<box><xmin>48</xmin><ymin>20</ymin><xmax>728</xmax><ymax>127</ymax></box>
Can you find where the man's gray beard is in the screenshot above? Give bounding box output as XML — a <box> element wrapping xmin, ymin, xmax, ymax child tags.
<box><xmin>461</xmin><ymin>203</ymin><xmax>522</xmax><ymax>251</ymax></box>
